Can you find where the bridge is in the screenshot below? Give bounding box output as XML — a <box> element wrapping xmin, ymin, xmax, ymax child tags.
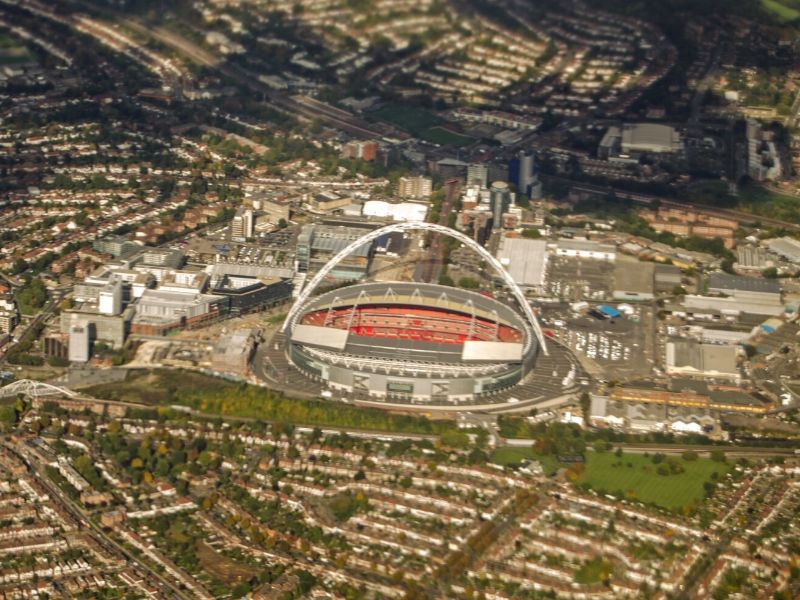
<box><xmin>0</xmin><ymin>379</ymin><xmax>78</xmax><ymax>400</ymax></box>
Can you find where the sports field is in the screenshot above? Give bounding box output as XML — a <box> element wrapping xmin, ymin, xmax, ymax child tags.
<box><xmin>371</xmin><ymin>104</ymin><xmax>473</xmax><ymax>146</ymax></box>
<box><xmin>578</xmin><ymin>452</ymin><xmax>729</xmax><ymax>510</ymax></box>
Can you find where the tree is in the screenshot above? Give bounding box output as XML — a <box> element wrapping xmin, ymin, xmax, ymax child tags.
<box><xmin>710</xmin><ymin>449</ymin><xmax>726</xmax><ymax>463</ymax></box>
<box><xmin>521</xmin><ymin>228</ymin><xmax>541</xmax><ymax>239</ymax></box>
<box><xmin>682</xmin><ymin>450</ymin><xmax>698</xmax><ymax>461</ymax></box>
<box><xmin>761</xmin><ymin>266</ymin><xmax>778</xmax><ymax>278</ymax></box>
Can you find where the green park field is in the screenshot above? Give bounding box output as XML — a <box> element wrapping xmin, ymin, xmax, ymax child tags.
<box><xmin>578</xmin><ymin>452</ymin><xmax>729</xmax><ymax>510</ymax></box>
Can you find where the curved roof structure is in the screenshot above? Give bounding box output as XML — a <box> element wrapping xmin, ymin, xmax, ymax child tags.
<box><xmin>282</xmin><ymin>222</ymin><xmax>548</xmax><ymax>355</ymax></box>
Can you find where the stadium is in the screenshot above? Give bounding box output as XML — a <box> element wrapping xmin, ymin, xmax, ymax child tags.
<box><xmin>285</xmin><ymin>281</ymin><xmax>539</xmax><ymax>404</ymax></box>
<box><xmin>268</xmin><ymin>223</ymin><xmax>581</xmax><ymax>410</ymax></box>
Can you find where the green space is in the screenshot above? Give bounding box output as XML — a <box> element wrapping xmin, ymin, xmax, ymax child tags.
<box><xmin>578</xmin><ymin>451</ymin><xmax>730</xmax><ymax>511</ymax></box>
<box><xmin>762</xmin><ymin>0</ymin><xmax>800</xmax><ymax>22</ymax></box>
<box><xmin>490</xmin><ymin>445</ymin><xmax>536</xmax><ymax>466</ymax></box>
<box><xmin>16</xmin><ymin>278</ymin><xmax>47</xmax><ymax>316</ymax></box>
<box><xmin>83</xmin><ymin>369</ymin><xmax>461</xmax><ymax>436</ymax></box>
<box><xmin>370</xmin><ymin>104</ymin><xmax>473</xmax><ymax>146</ymax></box>
<box><xmin>489</xmin><ymin>445</ymin><xmax>564</xmax><ymax>476</ymax></box>
<box><xmin>737</xmin><ymin>182</ymin><xmax>800</xmax><ymax>223</ymax></box>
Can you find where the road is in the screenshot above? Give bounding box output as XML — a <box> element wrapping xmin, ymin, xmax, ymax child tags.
<box><xmin>416</xmin><ymin>178</ymin><xmax>461</xmax><ymax>283</ymax></box>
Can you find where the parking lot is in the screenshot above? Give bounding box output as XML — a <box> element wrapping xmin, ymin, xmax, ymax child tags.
<box><xmin>538</xmin><ymin>302</ymin><xmax>655</xmax><ymax>381</ymax></box>
<box><xmin>545</xmin><ymin>257</ymin><xmax>614</xmax><ymax>301</ymax></box>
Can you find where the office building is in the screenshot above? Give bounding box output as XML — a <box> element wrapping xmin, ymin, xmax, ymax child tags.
<box><xmin>509</xmin><ymin>151</ymin><xmax>542</xmax><ymax>199</ymax></box>
<box><xmin>231</xmin><ymin>207</ymin><xmax>254</xmax><ymax>241</ymax></box>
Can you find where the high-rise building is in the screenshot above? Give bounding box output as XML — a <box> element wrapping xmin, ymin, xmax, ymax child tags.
<box><xmin>98</xmin><ymin>279</ymin><xmax>123</xmax><ymax>316</ymax></box>
<box><xmin>231</xmin><ymin>207</ymin><xmax>254</xmax><ymax>240</ymax></box>
<box><xmin>68</xmin><ymin>325</ymin><xmax>90</xmax><ymax>363</ymax></box>
<box><xmin>0</xmin><ymin>296</ymin><xmax>18</xmax><ymax>335</ymax></box>
<box><xmin>397</xmin><ymin>176</ymin><xmax>433</xmax><ymax>200</ymax></box>
<box><xmin>490</xmin><ymin>181</ymin><xmax>512</xmax><ymax>231</ymax></box>
<box><xmin>510</xmin><ymin>151</ymin><xmax>542</xmax><ymax>199</ymax></box>
<box><xmin>466</xmin><ymin>164</ymin><xmax>488</xmax><ymax>188</ymax></box>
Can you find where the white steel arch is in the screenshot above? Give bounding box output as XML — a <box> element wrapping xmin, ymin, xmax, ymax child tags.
<box><xmin>282</xmin><ymin>222</ymin><xmax>548</xmax><ymax>355</ymax></box>
<box><xmin>0</xmin><ymin>379</ymin><xmax>78</xmax><ymax>400</ymax></box>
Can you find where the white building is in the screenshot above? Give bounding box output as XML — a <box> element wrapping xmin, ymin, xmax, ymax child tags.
<box><xmin>555</xmin><ymin>239</ymin><xmax>616</xmax><ymax>261</ymax></box>
<box><xmin>68</xmin><ymin>325</ymin><xmax>90</xmax><ymax>363</ymax></box>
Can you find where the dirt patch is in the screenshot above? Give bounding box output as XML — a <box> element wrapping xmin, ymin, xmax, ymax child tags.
<box><xmin>196</xmin><ymin>540</ymin><xmax>257</xmax><ymax>585</ymax></box>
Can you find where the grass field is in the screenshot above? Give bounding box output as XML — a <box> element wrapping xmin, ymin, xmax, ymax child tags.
<box><xmin>84</xmin><ymin>369</ymin><xmax>241</xmax><ymax>405</ymax></box>
<box><xmin>370</xmin><ymin>104</ymin><xmax>473</xmax><ymax>146</ymax></box>
<box><xmin>762</xmin><ymin>0</ymin><xmax>800</xmax><ymax>21</ymax></box>
<box><xmin>579</xmin><ymin>452</ymin><xmax>729</xmax><ymax>510</ymax></box>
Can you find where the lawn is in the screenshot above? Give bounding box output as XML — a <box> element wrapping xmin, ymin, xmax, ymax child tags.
<box><xmin>762</xmin><ymin>0</ymin><xmax>800</xmax><ymax>21</ymax></box>
<box><xmin>578</xmin><ymin>452</ymin><xmax>729</xmax><ymax>510</ymax></box>
<box><xmin>490</xmin><ymin>446</ymin><xmax>561</xmax><ymax>475</ymax></box>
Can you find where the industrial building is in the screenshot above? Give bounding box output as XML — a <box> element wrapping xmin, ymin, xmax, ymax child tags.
<box><xmin>665</xmin><ymin>339</ymin><xmax>740</xmax><ymax>381</ymax></box>
<box><xmin>599</xmin><ymin>123</ymin><xmax>683</xmax><ymax>160</ymax></box>
<box><xmin>767</xmin><ymin>237</ymin><xmax>800</xmax><ymax>264</ymax></box>
<box><xmin>612</xmin><ymin>260</ymin><xmax>655</xmax><ymax>301</ymax></box>
<box><xmin>555</xmin><ymin>239</ymin><xmax>616</xmax><ymax>261</ymax></box>
<box><xmin>497</xmin><ymin>237</ymin><xmax>548</xmax><ymax>295</ymax></box>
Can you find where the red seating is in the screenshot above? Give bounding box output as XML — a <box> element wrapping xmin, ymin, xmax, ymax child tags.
<box><xmin>300</xmin><ymin>304</ymin><xmax>523</xmax><ymax>345</ymax></box>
